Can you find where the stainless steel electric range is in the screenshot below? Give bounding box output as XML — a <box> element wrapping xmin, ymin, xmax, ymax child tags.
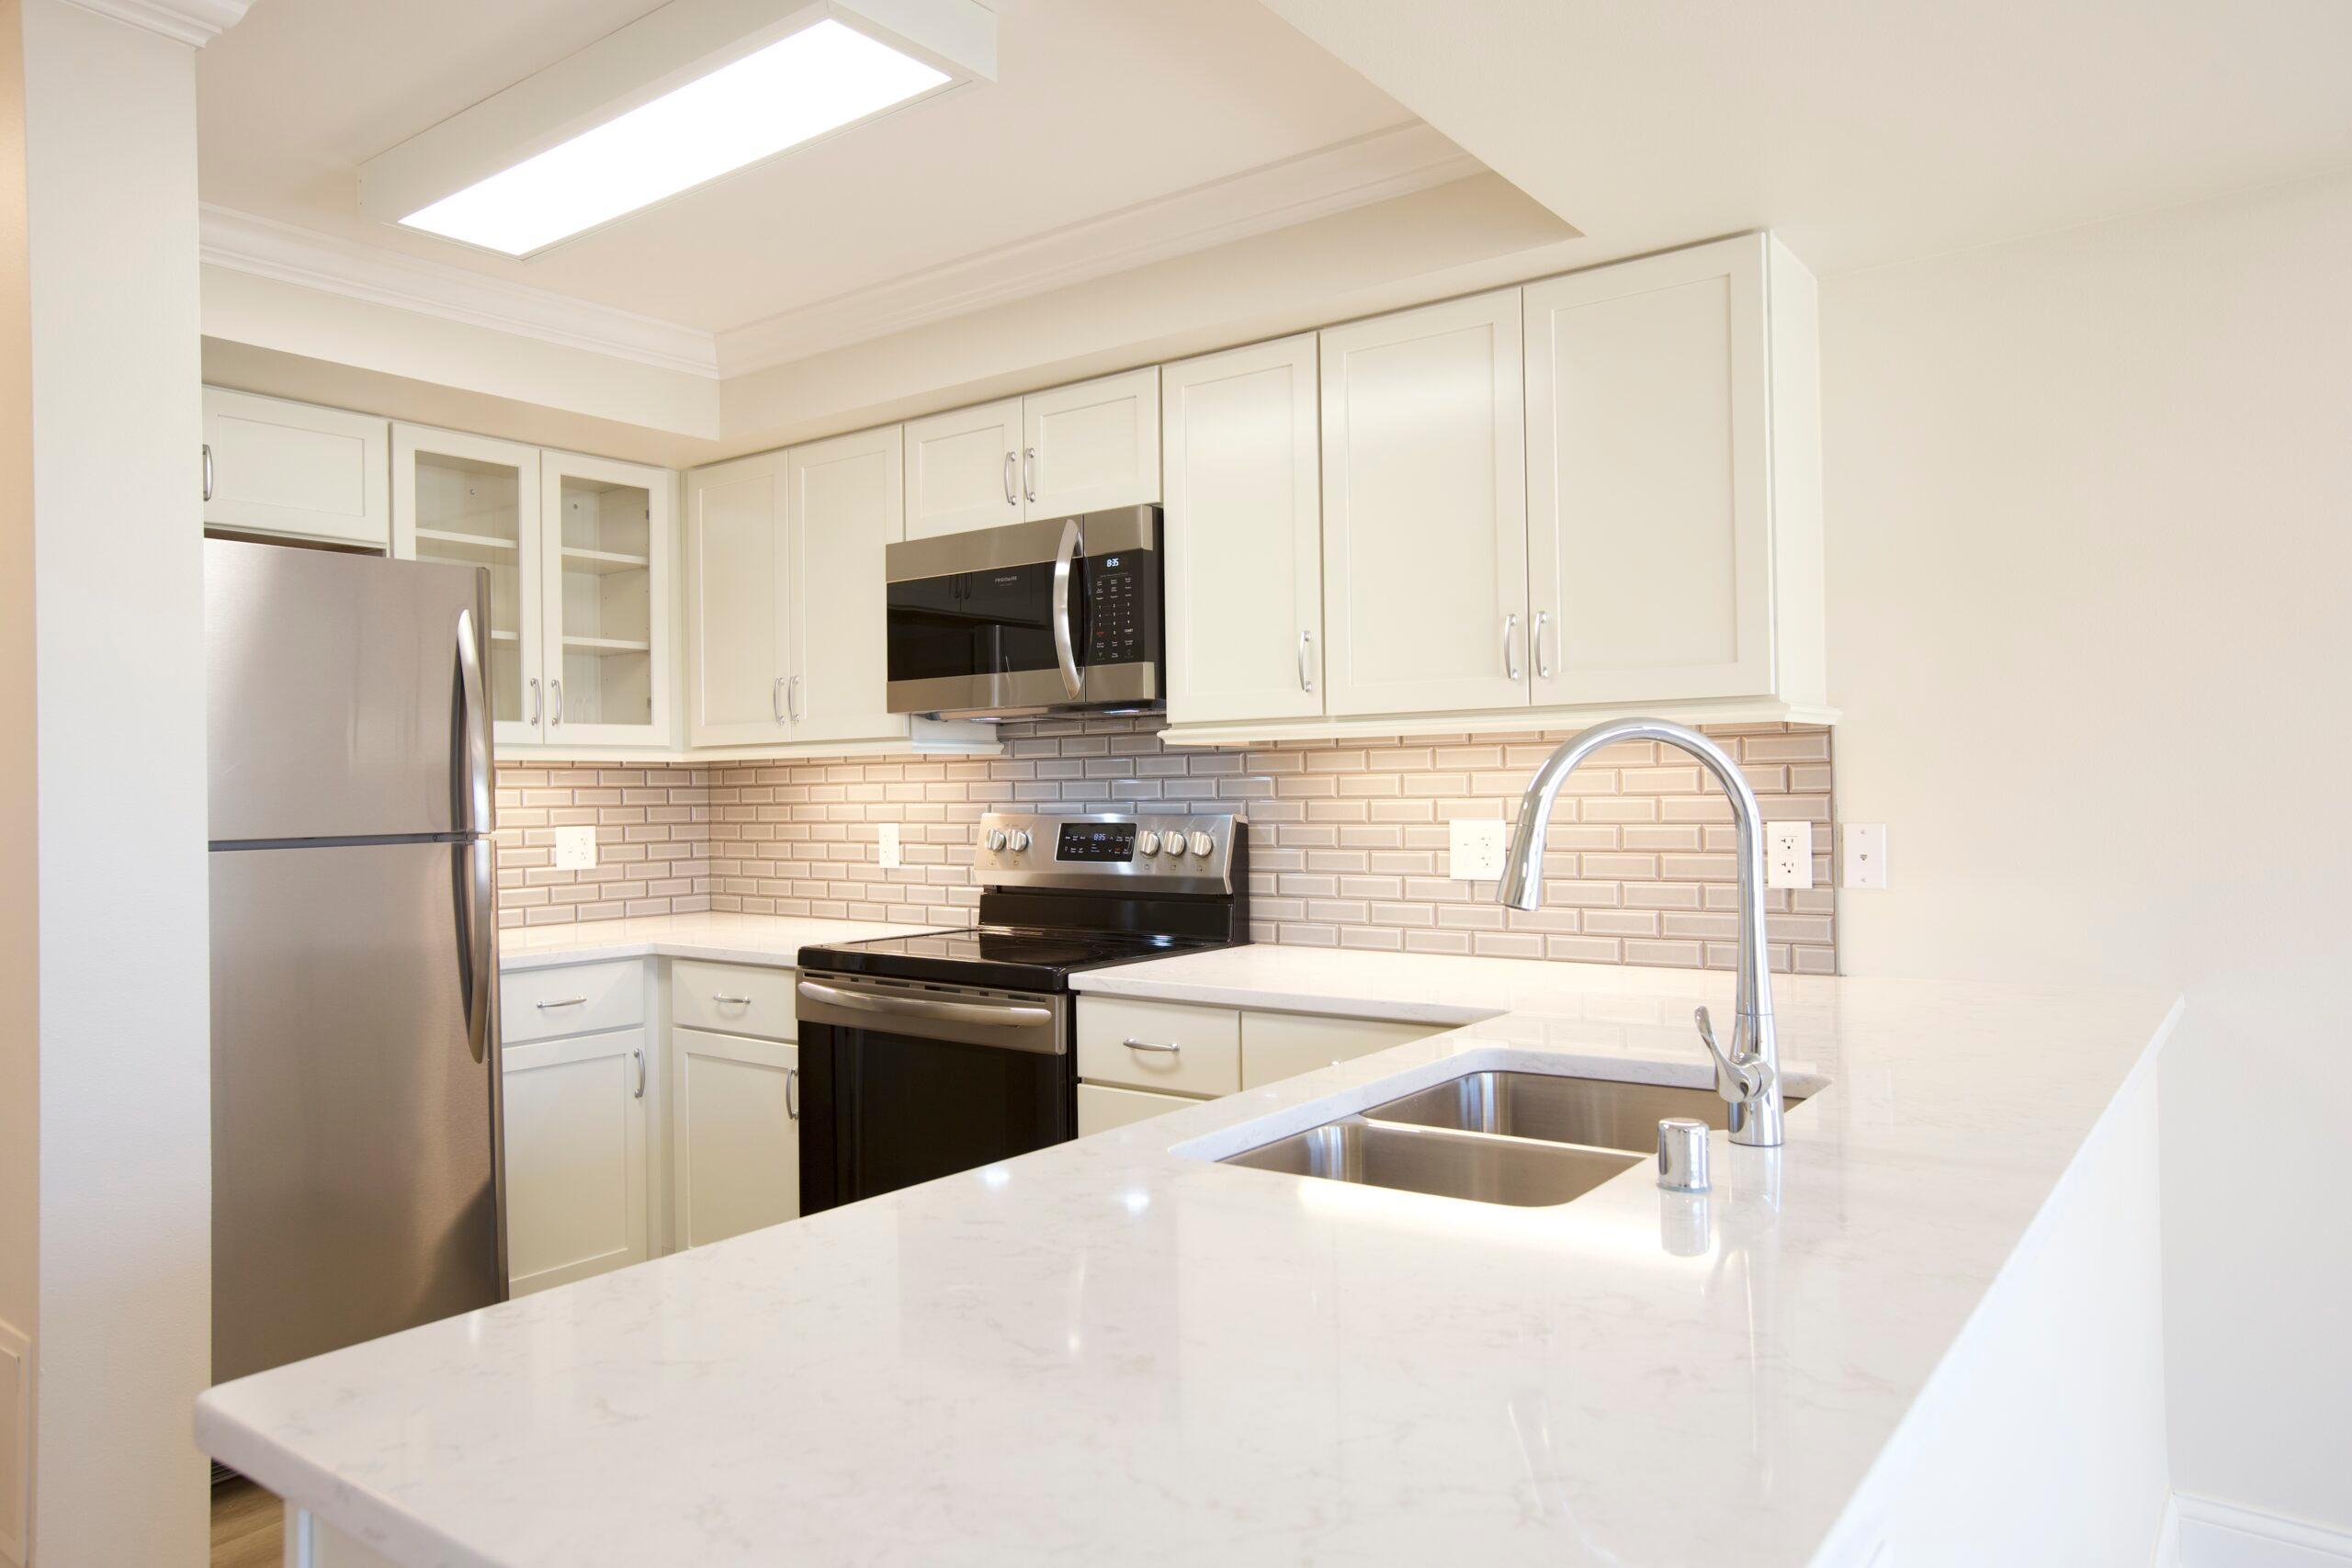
<box><xmin>794</xmin><ymin>810</ymin><xmax>1250</xmax><ymax>1213</ymax></box>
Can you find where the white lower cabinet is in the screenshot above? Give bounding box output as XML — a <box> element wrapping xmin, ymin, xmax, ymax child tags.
<box><xmin>1074</xmin><ymin>997</ymin><xmax>1461</xmax><ymax>1133</ymax></box>
<box><xmin>501</xmin><ymin>1026</ymin><xmax>650</xmax><ymax>1296</ymax></box>
<box><xmin>671</xmin><ymin>1027</ymin><xmax>799</xmax><ymax>1248</ymax></box>
<box><xmin>1078</xmin><ymin>1083</ymin><xmax>1198</xmax><ymax>1136</ymax></box>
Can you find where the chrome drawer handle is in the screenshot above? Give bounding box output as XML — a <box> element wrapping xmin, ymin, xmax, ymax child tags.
<box><xmin>535</xmin><ymin>997</ymin><xmax>586</xmax><ymax>1010</ymax></box>
<box><xmin>1122</xmin><ymin>1037</ymin><xmax>1181</xmax><ymax>1054</ymax></box>
<box><xmin>713</xmin><ymin>994</ymin><xmax>753</xmax><ymax>1006</ymax></box>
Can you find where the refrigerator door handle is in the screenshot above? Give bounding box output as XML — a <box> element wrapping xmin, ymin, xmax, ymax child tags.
<box><xmin>454</xmin><ymin>601</ymin><xmax>496</xmax><ymax>1066</ymax></box>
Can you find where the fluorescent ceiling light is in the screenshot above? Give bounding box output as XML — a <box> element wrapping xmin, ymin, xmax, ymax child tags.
<box><xmin>399</xmin><ymin>18</ymin><xmax>948</xmax><ymax>257</ymax></box>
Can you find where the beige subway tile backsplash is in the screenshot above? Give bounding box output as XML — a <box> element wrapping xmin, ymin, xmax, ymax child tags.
<box><xmin>494</xmin><ymin>719</ymin><xmax>1837</xmax><ymax>975</ymax></box>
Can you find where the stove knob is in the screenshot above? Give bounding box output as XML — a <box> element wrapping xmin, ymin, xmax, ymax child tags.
<box><xmin>1136</xmin><ymin>830</ymin><xmax>1161</xmax><ymax>856</ymax></box>
<box><xmin>1187</xmin><ymin>830</ymin><xmax>1216</xmax><ymax>858</ymax></box>
<box><xmin>1007</xmin><ymin>829</ymin><xmax>1032</xmax><ymax>852</ymax></box>
<box><xmin>984</xmin><ymin>828</ymin><xmax>1007</xmax><ymax>852</ymax></box>
<box><xmin>1162</xmin><ymin>833</ymin><xmax>1188</xmax><ymax>857</ymax></box>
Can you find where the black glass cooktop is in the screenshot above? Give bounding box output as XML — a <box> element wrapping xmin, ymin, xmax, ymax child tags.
<box><xmin>797</xmin><ymin>926</ymin><xmax>1229</xmax><ymax>993</ymax></box>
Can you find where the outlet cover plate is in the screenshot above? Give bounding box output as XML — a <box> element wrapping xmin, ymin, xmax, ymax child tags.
<box><xmin>876</xmin><ymin>823</ymin><xmax>902</xmax><ymax>870</ymax></box>
<box><xmin>1449</xmin><ymin>818</ymin><xmax>1509</xmax><ymax>881</ymax></box>
<box><xmin>1842</xmin><ymin>823</ymin><xmax>1888</xmax><ymax>889</ymax></box>
<box><xmin>1766</xmin><ymin>821</ymin><xmax>1814</xmax><ymax>889</ymax></box>
<box><xmin>553</xmin><ymin>825</ymin><xmax>597</xmax><ymax>871</ymax></box>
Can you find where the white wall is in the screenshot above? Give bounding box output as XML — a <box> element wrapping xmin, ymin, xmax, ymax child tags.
<box><xmin>1822</xmin><ymin>170</ymin><xmax>2352</xmax><ymax>1532</ymax></box>
<box><xmin>6</xmin><ymin>1</ymin><xmax>215</xmax><ymax>1561</ymax></box>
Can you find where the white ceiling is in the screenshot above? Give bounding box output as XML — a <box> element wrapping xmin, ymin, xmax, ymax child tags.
<box><xmin>198</xmin><ymin>0</ymin><xmax>1449</xmax><ymax>346</ymax></box>
<box><xmin>1260</xmin><ymin>0</ymin><xmax>2352</xmax><ymax>276</ymax></box>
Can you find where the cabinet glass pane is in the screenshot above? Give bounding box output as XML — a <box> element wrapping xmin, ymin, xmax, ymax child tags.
<box><xmin>409</xmin><ymin>450</ymin><xmax>526</xmax><ymax>723</ymax></box>
<box><xmin>558</xmin><ymin>476</ymin><xmax>654</xmax><ymax>728</ymax></box>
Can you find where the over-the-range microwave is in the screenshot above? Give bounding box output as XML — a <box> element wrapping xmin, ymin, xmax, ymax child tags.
<box><xmin>885</xmin><ymin>505</ymin><xmax>1163</xmax><ymax>721</ymax></box>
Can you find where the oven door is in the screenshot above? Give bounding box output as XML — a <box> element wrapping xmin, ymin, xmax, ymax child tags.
<box><xmin>795</xmin><ymin>973</ymin><xmax>1074</xmax><ymax>1213</ymax></box>
<box><xmin>887</xmin><ymin>517</ymin><xmax>1086</xmax><ymax>718</ymax></box>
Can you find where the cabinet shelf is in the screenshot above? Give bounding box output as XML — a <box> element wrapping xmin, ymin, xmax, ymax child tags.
<box><xmin>560</xmin><ymin>547</ymin><xmax>650</xmax><ymax>576</ymax></box>
<box><xmin>563</xmin><ymin>635</ymin><xmax>652</xmax><ymax>654</ymax></box>
<box><xmin>413</xmin><ymin>528</ymin><xmax>519</xmax><ymax>567</ymax></box>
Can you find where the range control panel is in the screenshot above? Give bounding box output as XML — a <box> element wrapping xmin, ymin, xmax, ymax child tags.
<box><xmin>973</xmin><ymin>811</ymin><xmax>1242</xmax><ymax>894</ymax></box>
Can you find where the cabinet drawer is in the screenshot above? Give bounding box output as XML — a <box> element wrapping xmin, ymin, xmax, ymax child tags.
<box><xmin>1076</xmin><ymin>997</ymin><xmax>1240</xmax><ymax>1096</ymax></box>
<box><xmin>1240</xmin><ymin>1010</ymin><xmax>1453</xmax><ymax>1089</ymax></box>
<box><xmin>503</xmin><ymin>959</ymin><xmax>646</xmax><ymax>1043</ymax></box>
<box><xmin>673</xmin><ymin>959</ymin><xmax>799</xmax><ymax>1041</ymax></box>
<box><xmin>1078</xmin><ymin>1083</ymin><xmax>1202</xmax><ymax>1138</ymax></box>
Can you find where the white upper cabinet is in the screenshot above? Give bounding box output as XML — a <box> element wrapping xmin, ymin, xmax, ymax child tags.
<box><xmin>393</xmin><ymin>425</ymin><xmax>545</xmax><ymax>747</ymax></box>
<box><xmin>1526</xmin><ymin>234</ymin><xmax>1788</xmax><ymax>706</ymax></box>
<box><xmin>1161</xmin><ymin>334</ymin><xmax>1324</xmax><ymax>727</ymax></box>
<box><xmin>786</xmin><ymin>424</ymin><xmax>903</xmax><ymax>745</ymax></box>
<box><xmin>203</xmin><ymin>388</ymin><xmax>390</xmax><ymax>549</ymax></box>
<box><xmin>1022</xmin><ymin>367</ymin><xmax>1160</xmax><ymax>519</ymax></box>
<box><xmin>901</xmin><ymin>367</ymin><xmax>1161</xmax><ymax>539</ymax></box>
<box><xmin>1319</xmin><ymin>288</ymin><xmax>1529</xmax><ymax>717</ymax></box>
<box><xmin>904</xmin><ymin>396</ymin><xmax>1023</xmax><ymax>539</ymax></box>
<box><xmin>541</xmin><ymin>452</ymin><xmax>673</xmax><ymax>749</ymax></box>
<box><xmin>683</xmin><ymin>450</ymin><xmax>790</xmax><ymax>748</ymax></box>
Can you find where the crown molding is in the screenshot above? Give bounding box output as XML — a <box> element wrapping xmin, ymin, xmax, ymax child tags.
<box><xmin>716</xmin><ymin>121</ymin><xmax>1484</xmax><ymax>375</ymax></box>
<box><xmin>198</xmin><ymin>207</ymin><xmax>722</xmax><ymax>378</ymax></box>
<box><xmin>61</xmin><ymin>0</ymin><xmax>252</xmax><ymax>46</ymax></box>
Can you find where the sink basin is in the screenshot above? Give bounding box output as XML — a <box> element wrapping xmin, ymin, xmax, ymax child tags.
<box><xmin>1365</xmin><ymin>1069</ymin><xmax>1809</xmax><ymax>1155</ymax></box>
<box><xmin>1222</xmin><ymin>1116</ymin><xmax>1641</xmax><ymax>1206</ymax></box>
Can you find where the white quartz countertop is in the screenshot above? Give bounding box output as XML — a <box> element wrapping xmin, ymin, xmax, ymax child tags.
<box><xmin>200</xmin><ymin>925</ymin><xmax>2181</xmax><ymax>1567</ymax></box>
<box><xmin>497</xmin><ymin>911</ymin><xmax>948</xmax><ymax>972</ymax></box>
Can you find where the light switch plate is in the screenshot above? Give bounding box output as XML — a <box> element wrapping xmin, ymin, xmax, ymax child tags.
<box><xmin>1449</xmin><ymin>818</ymin><xmax>1509</xmax><ymax>881</ymax></box>
<box><xmin>553</xmin><ymin>825</ymin><xmax>597</xmax><ymax>871</ymax></box>
<box><xmin>1766</xmin><ymin>821</ymin><xmax>1813</xmax><ymax>889</ymax></box>
<box><xmin>1842</xmin><ymin>823</ymin><xmax>1888</xmax><ymax>889</ymax></box>
<box><xmin>876</xmin><ymin>823</ymin><xmax>901</xmax><ymax>869</ymax></box>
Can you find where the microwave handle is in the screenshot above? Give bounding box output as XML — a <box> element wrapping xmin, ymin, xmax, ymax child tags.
<box><xmin>1050</xmin><ymin>516</ymin><xmax>1084</xmax><ymax>700</ymax></box>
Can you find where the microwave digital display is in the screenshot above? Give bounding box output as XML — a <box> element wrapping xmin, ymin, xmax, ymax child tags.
<box><xmin>1056</xmin><ymin>822</ymin><xmax>1136</xmax><ymax>863</ymax></box>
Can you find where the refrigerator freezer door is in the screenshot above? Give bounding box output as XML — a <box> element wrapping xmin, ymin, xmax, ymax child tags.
<box><xmin>206</xmin><ymin>537</ymin><xmax>491</xmax><ymax>843</ymax></box>
<box><xmin>210</xmin><ymin>840</ymin><xmax>503</xmax><ymax>1384</ymax></box>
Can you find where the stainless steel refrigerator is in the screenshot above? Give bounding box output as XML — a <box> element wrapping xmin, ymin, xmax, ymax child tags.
<box><xmin>206</xmin><ymin>537</ymin><xmax>504</xmax><ymax>1385</ymax></box>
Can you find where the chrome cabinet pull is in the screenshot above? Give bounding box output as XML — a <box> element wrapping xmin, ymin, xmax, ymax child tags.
<box><xmin>633</xmin><ymin>1047</ymin><xmax>646</xmax><ymax>1100</ymax></box>
<box><xmin>1122</xmin><ymin>1037</ymin><xmax>1182</xmax><ymax>1055</ymax></box>
<box><xmin>536</xmin><ymin>997</ymin><xmax>586</xmax><ymax>1010</ymax></box>
<box><xmin>549</xmin><ymin>679</ymin><xmax>563</xmax><ymax>726</ymax></box>
<box><xmin>1296</xmin><ymin>630</ymin><xmax>1314</xmax><ymax>693</ymax></box>
<box><xmin>772</xmin><ymin>674</ymin><xmax>787</xmax><ymax>723</ymax></box>
<box><xmin>1023</xmin><ymin>446</ymin><xmax>1037</xmax><ymax>503</ymax></box>
<box><xmin>712</xmin><ymin>993</ymin><xmax>752</xmax><ymax>1007</ymax></box>
<box><xmin>788</xmin><ymin>673</ymin><xmax>803</xmax><ymax>721</ymax></box>
<box><xmin>1001</xmin><ymin>451</ymin><xmax>1017</xmax><ymax>506</ymax></box>
<box><xmin>527</xmin><ymin>677</ymin><xmax>542</xmax><ymax>726</ymax></box>
<box><xmin>786</xmin><ymin>1066</ymin><xmax>799</xmax><ymax>1122</ymax></box>
<box><xmin>1502</xmin><ymin>613</ymin><xmax>1521</xmax><ymax>682</ymax></box>
<box><xmin>1532</xmin><ymin>610</ymin><xmax>1552</xmax><ymax>681</ymax></box>
<box><xmin>201</xmin><ymin>443</ymin><xmax>214</xmax><ymax>503</ymax></box>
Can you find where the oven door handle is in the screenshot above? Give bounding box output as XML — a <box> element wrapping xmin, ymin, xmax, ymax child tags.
<box><xmin>796</xmin><ymin>979</ymin><xmax>1056</xmax><ymax>1032</ymax></box>
<box><xmin>1050</xmin><ymin>516</ymin><xmax>1084</xmax><ymax>701</ymax></box>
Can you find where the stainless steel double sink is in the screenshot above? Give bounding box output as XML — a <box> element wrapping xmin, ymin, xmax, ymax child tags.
<box><xmin>1223</xmin><ymin>1069</ymin><xmax>1807</xmax><ymax>1206</ymax></box>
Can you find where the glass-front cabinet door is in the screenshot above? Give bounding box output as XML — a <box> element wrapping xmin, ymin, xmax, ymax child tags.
<box><xmin>392</xmin><ymin>425</ymin><xmax>545</xmax><ymax>747</ymax></box>
<box><xmin>540</xmin><ymin>451</ymin><xmax>673</xmax><ymax>749</ymax></box>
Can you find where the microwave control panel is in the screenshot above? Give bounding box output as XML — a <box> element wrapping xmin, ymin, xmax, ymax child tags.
<box><xmin>1084</xmin><ymin>549</ymin><xmax>1159</xmax><ymax>668</ymax></box>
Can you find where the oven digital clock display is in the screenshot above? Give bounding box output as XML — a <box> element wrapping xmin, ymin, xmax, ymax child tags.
<box><xmin>1056</xmin><ymin>822</ymin><xmax>1136</xmax><ymax>862</ymax></box>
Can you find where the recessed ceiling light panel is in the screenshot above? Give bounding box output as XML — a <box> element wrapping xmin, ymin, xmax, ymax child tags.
<box><xmin>360</xmin><ymin>0</ymin><xmax>996</xmax><ymax>259</ymax></box>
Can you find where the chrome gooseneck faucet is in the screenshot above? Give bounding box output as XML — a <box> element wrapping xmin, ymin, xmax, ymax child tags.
<box><xmin>1498</xmin><ymin>717</ymin><xmax>1784</xmax><ymax>1147</ymax></box>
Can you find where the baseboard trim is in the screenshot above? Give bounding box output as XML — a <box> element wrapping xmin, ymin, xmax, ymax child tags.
<box><xmin>2177</xmin><ymin>1493</ymin><xmax>2352</xmax><ymax>1566</ymax></box>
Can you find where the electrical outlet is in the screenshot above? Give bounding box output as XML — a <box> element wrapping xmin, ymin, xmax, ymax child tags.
<box><xmin>876</xmin><ymin>823</ymin><xmax>902</xmax><ymax>870</ymax></box>
<box><xmin>1766</xmin><ymin>821</ymin><xmax>1813</xmax><ymax>889</ymax></box>
<box><xmin>1842</xmin><ymin>823</ymin><xmax>1888</xmax><ymax>889</ymax></box>
<box><xmin>553</xmin><ymin>825</ymin><xmax>597</xmax><ymax>871</ymax></box>
<box><xmin>1449</xmin><ymin>818</ymin><xmax>1509</xmax><ymax>881</ymax></box>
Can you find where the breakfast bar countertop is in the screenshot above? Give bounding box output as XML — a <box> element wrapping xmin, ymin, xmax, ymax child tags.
<box><xmin>199</xmin><ymin>923</ymin><xmax>2180</xmax><ymax>1567</ymax></box>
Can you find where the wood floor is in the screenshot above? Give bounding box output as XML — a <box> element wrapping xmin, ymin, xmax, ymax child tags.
<box><xmin>212</xmin><ymin>1477</ymin><xmax>283</xmax><ymax>1568</ymax></box>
